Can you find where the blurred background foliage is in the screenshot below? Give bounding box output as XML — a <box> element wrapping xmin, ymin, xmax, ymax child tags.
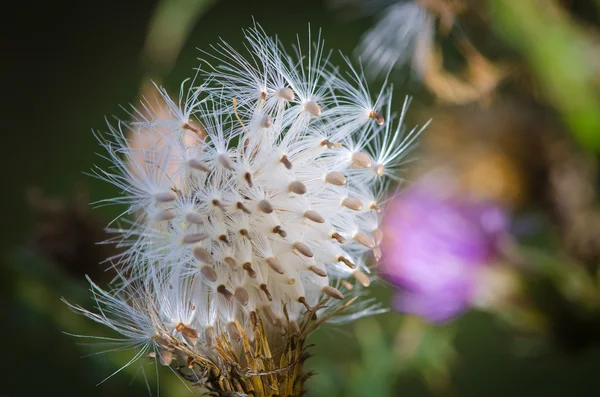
<box><xmin>3</xmin><ymin>0</ymin><xmax>600</xmax><ymax>396</ymax></box>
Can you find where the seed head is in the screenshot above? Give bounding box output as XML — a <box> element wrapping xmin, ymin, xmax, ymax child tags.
<box><xmin>64</xmin><ymin>23</ymin><xmax>422</xmax><ymax>395</ymax></box>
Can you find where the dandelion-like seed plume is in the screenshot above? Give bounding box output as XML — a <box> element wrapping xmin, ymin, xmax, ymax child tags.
<box><xmin>64</xmin><ymin>25</ymin><xmax>422</xmax><ymax>396</ymax></box>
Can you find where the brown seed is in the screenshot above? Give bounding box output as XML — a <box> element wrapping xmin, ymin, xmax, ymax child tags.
<box><xmin>325</xmin><ymin>171</ymin><xmax>347</xmax><ymax>186</ymax></box>
<box><xmin>243</xmin><ymin>262</ymin><xmax>257</xmax><ymax>278</ymax></box>
<box><xmin>224</xmin><ymin>256</ymin><xmax>237</xmax><ymax>266</ymax></box>
<box><xmin>154</xmin><ymin>209</ymin><xmax>176</xmax><ymax>221</ymax></box>
<box><xmin>278</xmin><ymin>87</ymin><xmax>295</xmax><ymax>101</ymax></box>
<box><xmin>182</xmin><ymin>233</ymin><xmax>208</xmax><ymax>244</ymax></box>
<box><xmin>331</xmin><ymin>232</ymin><xmax>346</xmax><ymax>244</ymax></box>
<box><xmin>260</xmin><ymin>90</ymin><xmax>267</xmax><ymax>101</ymax></box>
<box><xmin>370</xmin><ymin>202</ymin><xmax>381</xmax><ymax>212</ymax></box>
<box><xmin>280</xmin><ymin>154</ymin><xmax>292</xmax><ymax>169</ymax></box>
<box><xmin>193</xmin><ymin>246</ymin><xmax>214</xmax><ymax>264</ymax></box>
<box><xmin>257</xmin><ymin>199</ymin><xmax>273</xmax><ymax>214</ymax></box>
<box><xmin>338</xmin><ymin>256</ymin><xmax>356</xmax><ymax>269</ymax></box>
<box><xmin>353</xmin><ymin>232</ymin><xmax>375</xmax><ymax>248</ymax></box>
<box><xmin>351</xmin><ymin>152</ymin><xmax>372</xmax><ymax>168</ymax></box>
<box><xmin>353</xmin><ymin>270</ymin><xmax>371</xmax><ymax>287</ymax></box>
<box><xmin>234</xmin><ymin>287</ymin><xmax>249</xmax><ymax>306</ymax></box>
<box><xmin>185</xmin><ymin>212</ymin><xmax>204</xmax><ymax>224</ymax></box>
<box><xmin>158</xmin><ymin>348</ymin><xmax>173</xmax><ymax>366</ymax></box>
<box><xmin>236</xmin><ymin>201</ymin><xmax>252</xmax><ymax>214</ymax></box>
<box><xmin>304</xmin><ymin>210</ymin><xmax>325</xmax><ymax>223</ymax></box>
<box><xmin>227</xmin><ymin>322</ymin><xmax>241</xmax><ymax>342</ymax></box>
<box><xmin>260</xmin><ymin>283</ymin><xmax>272</xmax><ymax>301</ymax></box>
<box><xmin>304</xmin><ymin>101</ymin><xmax>322</xmax><ymax>117</ymax></box>
<box><xmin>309</xmin><ymin>265</ymin><xmax>327</xmax><ymax>277</ymax></box>
<box><xmin>176</xmin><ymin>323</ymin><xmax>199</xmax><ymax>347</ymax></box>
<box><xmin>218</xmin><ymin>154</ymin><xmax>234</xmax><ymax>170</ymax></box>
<box><xmin>368</xmin><ymin>110</ymin><xmax>385</xmax><ymax>126</ymax></box>
<box><xmin>239</xmin><ymin>228</ymin><xmax>252</xmax><ymax>239</ymax></box>
<box><xmin>154</xmin><ymin>191</ymin><xmax>177</xmax><ymax>203</ymax></box>
<box><xmin>200</xmin><ymin>265</ymin><xmax>217</xmax><ymax>282</ymax></box>
<box><xmin>320</xmin><ymin>139</ymin><xmax>335</xmax><ymax>149</ymax></box>
<box><xmin>342</xmin><ymin>197</ymin><xmax>363</xmax><ymax>211</ymax></box>
<box><xmin>218</xmin><ymin>234</ymin><xmax>230</xmax><ymax>244</ymax></box>
<box><xmin>244</xmin><ymin>172</ymin><xmax>253</xmax><ymax>187</ymax></box>
<box><xmin>293</xmin><ymin>242</ymin><xmax>313</xmax><ymax>257</ymax></box>
<box><xmin>188</xmin><ymin>158</ymin><xmax>210</xmax><ymax>172</ymax></box>
<box><xmin>266</xmin><ymin>257</ymin><xmax>285</xmax><ymax>274</ymax></box>
<box><xmin>217</xmin><ymin>284</ymin><xmax>233</xmax><ymax>300</ymax></box>
<box><xmin>262</xmin><ymin>306</ymin><xmax>279</xmax><ymax>326</ymax></box>
<box><xmin>211</xmin><ymin>199</ymin><xmax>226</xmax><ymax>211</ymax></box>
<box><xmin>341</xmin><ymin>280</ymin><xmax>354</xmax><ymax>291</ymax></box>
<box><xmin>322</xmin><ymin>285</ymin><xmax>345</xmax><ymax>300</ymax></box>
<box><xmin>182</xmin><ymin>121</ymin><xmax>200</xmax><ymax>133</ymax></box>
<box><xmin>288</xmin><ymin>180</ymin><xmax>307</xmax><ymax>195</ymax></box>
<box><xmin>154</xmin><ymin>336</ymin><xmax>170</xmax><ymax>349</ymax></box>
<box><xmin>272</xmin><ymin>225</ymin><xmax>287</xmax><ymax>238</ymax></box>
<box><xmin>204</xmin><ymin>326</ymin><xmax>215</xmax><ymax>348</ymax></box>
<box><xmin>260</xmin><ymin>114</ymin><xmax>273</xmax><ymax>128</ymax></box>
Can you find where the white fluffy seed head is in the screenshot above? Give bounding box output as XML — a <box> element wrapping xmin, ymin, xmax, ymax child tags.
<box><xmin>70</xmin><ymin>24</ymin><xmax>422</xmax><ymax>375</ymax></box>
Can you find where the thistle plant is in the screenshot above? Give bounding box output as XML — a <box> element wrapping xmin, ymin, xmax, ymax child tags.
<box><xmin>64</xmin><ymin>25</ymin><xmax>421</xmax><ymax>396</ymax></box>
<box><xmin>380</xmin><ymin>170</ymin><xmax>510</xmax><ymax>323</ymax></box>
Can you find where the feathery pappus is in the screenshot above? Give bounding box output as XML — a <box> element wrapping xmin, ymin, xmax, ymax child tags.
<box><xmin>63</xmin><ymin>24</ymin><xmax>424</xmax><ymax>396</ymax></box>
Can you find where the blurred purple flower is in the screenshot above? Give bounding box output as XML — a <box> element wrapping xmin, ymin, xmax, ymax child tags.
<box><xmin>380</xmin><ymin>174</ymin><xmax>509</xmax><ymax>323</ymax></box>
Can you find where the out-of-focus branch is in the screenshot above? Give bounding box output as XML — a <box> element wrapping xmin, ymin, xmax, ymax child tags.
<box><xmin>142</xmin><ymin>0</ymin><xmax>218</xmax><ymax>75</ymax></box>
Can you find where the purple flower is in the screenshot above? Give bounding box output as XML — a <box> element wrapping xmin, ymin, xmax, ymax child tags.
<box><xmin>380</xmin><ymin>174</ymin><xmax>508</xmax><ymax>323</ymax></box>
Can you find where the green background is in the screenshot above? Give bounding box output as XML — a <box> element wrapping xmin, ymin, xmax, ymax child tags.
<box><xmin>3</xmin><ymin>1</ymin><xmax>600</xmax><ymax>396</ymax></box>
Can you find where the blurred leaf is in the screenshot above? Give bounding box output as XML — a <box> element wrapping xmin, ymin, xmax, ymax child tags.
<box><xmin>490</xmin><ymin>0</ymin><xmax>600</xmax><ymax>152</ymax></box>
<box><xmin>394</xmin><ymin>317</ymin><xmax>457</xmax><ymax>394</ymax></box>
